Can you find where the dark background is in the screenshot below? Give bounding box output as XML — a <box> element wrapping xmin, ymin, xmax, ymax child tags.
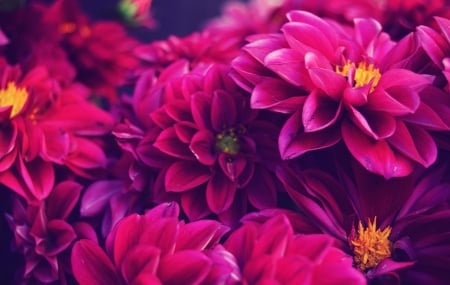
<box><xmin>80</xmin><ymin>0</ymin><xmax>247</xmax><ymax>42</ymax></box>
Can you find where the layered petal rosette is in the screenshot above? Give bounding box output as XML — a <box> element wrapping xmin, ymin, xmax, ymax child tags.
<box><xmin>232</xmin><ymin>11</ymin><xmax>450</xmax><ymax>178</ymax></box>
<box><xmin>224</xmin><ymin>213</ymin><xmax>366</xmax><ymax>285</ymax></box>
<box><xmin>0</xmin><ymin>59</ymin><xmax>113</xmax><ymax>202</ymax></box>
<box><xmin>6</xmin><ymin>181</ymin><xmax>96</xmax><ymax>285</ymax></box>
<box><xmin>151</xmin><ymin>64</ymin><xmax>281</xmax><ymax>224</ymax></box>
<box><xmin>71</xmin><ymin>202</ymin><xmax>240</xmax><ymax>285</ymax></box>
<box><xmin>277</xmin><ymin>160</ymin><xmax>450</xmax><ymax>284</ymax></box>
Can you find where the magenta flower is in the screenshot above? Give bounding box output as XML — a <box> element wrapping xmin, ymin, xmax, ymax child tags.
<box><xmin>43</xmin><ymin>0</ymin><xmax>140</xmax><ymax>102</ymax></box>
<box><xmin>150</xmin><ymin>64</ymin><xmax>281</xmax><ymax>224</ymax></box>
<box><xmin>232</xmin><ymin>11</ymin><xmax>450</xmax><ymax>178</ymax></box>
<box><xmin>0</xmin><ymin>59</ymin><xmax>113</xmax><ymax>202</ymax></box>
<box><xmin>277</xmin><ymin>160</ymin><xmax>450</xmax><ymax>284</ymax></box>
<box><xmin>224</xmin><ymin>213</ymin><xmax>366</xmax><ymax>285</ymax></box>
<box><xmin>6</xmin><ymin>181</ymin><xmax>96</xmax><ymax>284</ymax></box>
<box><xmin>417</xmin><ymin>16</ymin><xmax>450</xmax><ymax>92</ymax></box>
<box><xmin>71</xmin><ymin>202</ymin><xmax>240</xmax><ymax>285</ymax></box>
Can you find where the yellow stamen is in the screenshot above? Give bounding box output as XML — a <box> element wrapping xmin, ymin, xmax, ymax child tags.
<box><xmin>336</xmin><ymin>61</ymin><xmax>381</xmax><ymax>92</ymax></box>
<box><xmin>215</xmin><ymin>127</ymin><xmax>245</xmax><ymax>155</ymax></box>
<box><xmin>0</xmin><ymin>82</ymin><xmax>29</xmax><ymax>118</ymax></box>
<box><xmin>350</xmin><ymin>217</ymin><xmax>392</xmax><ymax>271</ymax></box>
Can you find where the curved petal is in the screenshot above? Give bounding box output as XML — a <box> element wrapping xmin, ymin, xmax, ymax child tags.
<box><xmin>347</xmin><ymin>107</ymin><xmax>397</xmax><ymax>140</ymax></box>
<box><xmin>341</xmin><ymin>120</ymin><xmax>414</xmax><ymax>178</ymax></box>
<box><xmin>279</xmin><ymin>111</ymin><xmax>341</xmax><ymax>159</ymax></box>
<box><xmin>189</xmin><ymin>130</ymin><xmax>217</xmax><ymax>166</ymax></box>
<box><xmin>218</xmin><ymin>153</ymin><xmax>247</xmax><ymax>182</ymax></box>
<box><xmin>175</xmin><ymin>220</ymin><xmax>229</xmax><ymax>251</ymax></box>
<box><xmin>121</xmin><ymin>246</ymin><xmax>160</xmax><ymax>284</ymax></box>
<box><xmin>158</xmin><ymin>250</ymin><xmax>211</xmax><ymax>285</ymax></box>
<box><xmin>387</xmin><ymin>121</ymin><xmax>437</xmax><ymax>167</ymax></box>
<box><xmin>206</xmin><ymin>171</ymin><xmax>237</xmax><ymax>214</ymax></box>
<box><xmin>18</xmin><ymin>157</ymin><xmax>54</xmax><ymax>201</ymax></box>
<box><xmin>154</xmin><ymin>127</ymin><xmax>195</xmax><ymax>160</ymax></box>
<box><xmin>211</xmin><ymin>90</ymin><xmax>237</xmax><ymax>131</ymax></box>
<box><xmin>302</xmin><ymin>90</ymin><xmax>342</xmax><ymax>132</ymax></box>
<box><xmin>251</xmin><ymin>77</ymin><xmax>306</xmax><ymax>113</ymax></box>
<box><xmin>71</xmin><ymin>239</ymin><xmax>121</xmax><ymax>285</ymax></box>
<box><xmin>165</xmin><ymin>161</ymin><xmax>211</xmax><ymax>192</ymax></box>
<box><xmin>307</xmin><ymin>68</ymin><xmax>347</xmax><ymax>100</ymax></box>
<box><xmin>46</xmin><ymin>180</ymin><xmax>82</xmax><ymax>220</ymax></box>
<box><xmin>191</xmin><ymin>92</ymin><xmax>212</xmax><ymax>130</ymax></box>
<box><xmin>368</xmin><ymin>85</ymin><xmax>420</xmax><ymax>115</ymax></box>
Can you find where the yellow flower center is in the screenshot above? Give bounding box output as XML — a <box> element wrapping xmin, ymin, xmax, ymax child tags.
<box><xmin>350</xmin><ymin>217</ymin><xmax>392</xmax><ymax>271</ymax></box>
<box><xmin>336</xmin><ymin>61</ymin><xmax>381</xmax><ymax>92</ymax></box>
<box><xmin>215</xmin><ymin>126</ymin><xmax>246</xmax><ymax>155</ymax></box>
<box><xmin>0</xmin><ymin>82</ymin><xmax>29</xmax><ymax>118</ymax></box>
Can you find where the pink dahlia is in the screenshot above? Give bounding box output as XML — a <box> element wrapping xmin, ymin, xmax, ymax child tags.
<box><xmin>6</xmin><ymin>181</ymin><xmax>96</xmax><ymax>285</ymax></box>
<box><xmin>151</xmin><ymin>64</ymin><xmax>281</xmax><ymax>224</ymax></box>
<box><xmin>71</xmin><ymin>202</ymin><xmax>240</xmax><ymax>285</ymax></box>
<box><xmin>417</xmin><ymin>16</ymin><xmax>450</xmax><ymax>92</ymax></box>
<box><xmin>0</xmin><ymin>59</ymin><xmax>113</xmax><ymax>202</ymax></box>
<box><xmin>43</xmin><ymin>0</ymin><xmax>140</xmax><ymax>101</ymax></box>
<box><xmin>232</xmin><ymin>11</ymin><xmax>450</xmax><ymax>178</ymax></box>
<box><xmin>224</xmin><ymin>213</ymin><xmax>366</xmax><ymax>285</ymax></box>
<box><xmin>277</xmin><ymin>159</ymin><xmax>450</xmax><ymax>284</ymax></box>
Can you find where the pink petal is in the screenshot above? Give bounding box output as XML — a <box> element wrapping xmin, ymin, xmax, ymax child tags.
<box><xmin>354</xmin><ymin>18</ymin><xmax>382</xmax><ymax>50</ymax></box>
<box><xmin>165</xmin><ymin>161</ymin><xmax>211</xmax><ymax>192</ymax></box>
<box><xmin>175</xmin><ymin>220</ymin><xmax>229</xmax><ymax>251</ymax></box>
<box><xmin>181</xmin><ymin>188</ymin><xmax>211</xmax><ymax>221</ymax></box>
<box><xmin>243</xmin><ymin>35</ymin><xmax>288</xmax><ymax>65</ymax></box>
<box><xmin>387</xmin><ymin>121</ymin><xmax>437</xmax><ymax>167</ymax></box>
<box><xmin>18</xmin><ymin>157</ymin><xmax>54</xmax><ymax>201</ymax></box>
<box><xmin>246</xmin><ymin>166</ymin><xmax>277</xmax><ymax>210</ymax></box>
<box><xmin>218</xmin><ymin>153</ymin><xmax>247</xmax><ymax>182</ymax></box>
<box><xmin>341</xmin><ymin>120</ymin><xmax>414</xmax><ymax>178</ymax></box>
<box><xmin>307</xmin><ymin>68</ymin><xmax>347</xmax><ymax>100</ymax></box>
<box><xmin>71</xmin><ymin>239</ymin><xmax>121</xmax><ymax>285</ymax></box>
<box><xmin>158</xmin><ymin>250</ymin><xmax>212</xmax><ymax>285</ymax></box>
<box><xmin>251</xmin><ymin>77</ymin><xmax>305</xmax><ymax>113</ymax></box>
<box><xmin>206</xmin><ymin>171</ymin><xmax>237</xmax><ymax>214</ymax></box>
<box><xmin>279</xmin><ymin>111</ymin><xmax>341</xmax><ymax>159</ymax></box>
<box><xmin>191</xmin><ymin>92</ymin><xmax>212</xmax><ymax>130</ymax></box>
<box><xmin>40</xmin><ymin>126</ymin><xmax>70</xmax><ymax>164</ymax></box>
<box><xmin>121</xmin><ymin>246</ymin><xmax>160</xmax><ymax>284</ymax></box>
<box><xmin>347</xmin><ymin>107</ymin><xmax>397</xmax><ymax>140</ymax></box>
<box><xmin>302</xmin><ymin>90</ymin><xmax>342</xmax><ymax>132</ymax></box>
<box><xmin>264</xmin><ymin>48</ymin><xmax>310</xmax><ymax>88</ymax></box>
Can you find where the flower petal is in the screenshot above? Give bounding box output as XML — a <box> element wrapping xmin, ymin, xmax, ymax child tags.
<box><xmin>206</xmin><ymin>171</ymin><xmax>237</xmax><ymax>214</ymax></box>
<box><xmin>165</xmin><ymin>161</ymin><xmax>211</xmax><ymax>192</ymax></box>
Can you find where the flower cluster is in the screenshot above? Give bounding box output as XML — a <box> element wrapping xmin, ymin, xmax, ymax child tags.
<box><xmin>1</xmin><ymin>0</ymin><xmax>450</xmax><ymax>284</ymax></box>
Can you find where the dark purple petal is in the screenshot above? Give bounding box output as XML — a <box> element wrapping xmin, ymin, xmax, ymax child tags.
<box><xmin>80</xmin><ymin>180</ymin><xmax>122</xmax><ymax>217</ymax></box>
<box><xmin>181</xmin><ymin>187</ymin><xmax>211</xmax><ymax>221</ymax></box>
<box><xmin>211</xmin><ymin>90</ymin><xmax>237</xmax><ymax>131</ymax></box>
<box><xmin>37</xmin><ymin>219</ymin><xmax>76</xmax><ymax>256</ymax></box>
<box><xmin>154</xmin><ymin>127</ymin><xmax>195</xmax><ymax>160</ymax></box>
<box><xmin>165</xmin><ymin>161</ymin><xmax>211</xmax><ymax>192</ymax></box>
<box><xmin>189</xmin><ymin>130</ymin><xmax>217</xmax><ymax>165</ymax></box>
<box><xmin>71</xmin><ymin>239</ymin><xmax>121</xmax><ymax>285</ymax></box>
<box><xmin>47</xmin><ymin>180</ymin><xmax>82</xmax><ymax>220</ymax></box>
<box><xmin>18</xmin><ymin>157</ymin><xmax>54</xmax><ymax>201</ymax></box>
<box><xmin>246</xmin><ymin>166</ymin><xmax>277</xmax><ymax>210</ymax></box>
<box><xmin>218</xmin><ymin>153</ymin><xmax>247</xmax><ymax>182</ymax></box>
<box><xmin>206</xmin><ymin>171</ymin><xmax>237</xmax><ymax>214</ymax></box>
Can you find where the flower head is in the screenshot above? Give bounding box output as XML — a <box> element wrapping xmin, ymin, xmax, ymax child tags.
<box><xmin>277</xmin><ymin>159</ymin><xmax>450</xmax><ymax>284</ymax></box>
<box><xmin>232</xmin><ymin>11</ymin><xmax>450</xmax><ymax>178</ymax></box>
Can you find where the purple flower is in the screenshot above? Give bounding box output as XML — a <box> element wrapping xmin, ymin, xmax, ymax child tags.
<box><xmin>277</xmin><ymin>160</ymin><xmax>450</xmax><ymax>284</ymax></box>
<box><xmin>224</xmin><ymin>213</ymin><xmax>366</xmax><ymax>285</ymax></box>
<box><xmin>231</xmin><ymin>11</ymin><xmax>450</xmax><ymax>178</ymax></box>
<box><xmin>151</xmin><ymin>64</ymin><xmax>281</xmax><ymax>224</ymax></box>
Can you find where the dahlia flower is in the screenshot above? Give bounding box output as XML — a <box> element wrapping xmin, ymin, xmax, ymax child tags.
<box><xmin>71</xmin><ymin>202</ymin><xmax>240</xmax><ymax>285</ymax></box>
<box><xmin>224</xmin><ymin>213</ymin><xmax>366</xmax><ymax>285</ymax></box>
<box><xmin>232</xmin><ymin>11</ymin><xmax>450</xmax><ymax>178</ymax></box>
<box><xmin>43</xmin><ymin>0</ymin><xmax>140</xmax><ymax>101</ymax></box>
<box><xmin>417</xmin><ymin>16</ymin><xmax>450</xmax><ymax>91</ymax></box>
<box><xmin>149</xmin><ymin>64</ymin><xmax>281</xmax><ymax>223</ymax></box>
<box><xmin>6</xmin><ymin>181</ymin><xmax>97</xmax><ymax>285</ymax></box>
<box><xmin>277</xmin><ymin>160</ymin><xmax>450</xmax><ymax>284</ymax></box>
<box><xmin>0</xmin><ymin>59</ymin><xmax>113</xmax><ymax>202</ymax></box>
